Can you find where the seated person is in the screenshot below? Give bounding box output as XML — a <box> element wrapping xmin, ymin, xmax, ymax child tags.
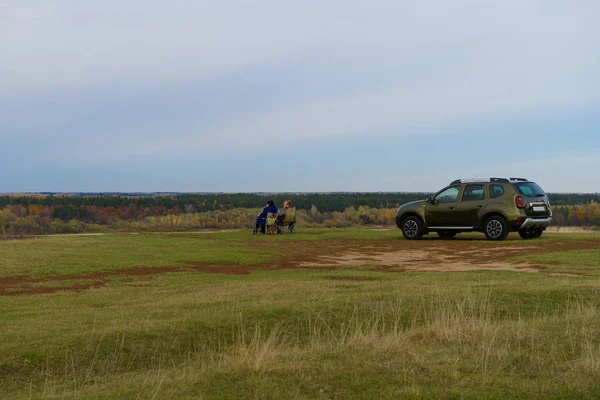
<box><xmin>254</xmin><ymin>200</ymin><xmax>278</xmax><ymax>234</ymax></box>
<box><xmin>276</xmin><ymin>200</ymin><xmax>293</xmax><ymax>224</ymax></box>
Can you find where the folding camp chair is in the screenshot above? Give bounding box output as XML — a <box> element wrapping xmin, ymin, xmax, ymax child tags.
<box><xmin>265</xmin><ymin>212</ymin><xmax>279</xmax><ymax>235</ymax></box>
<box><xmin>276</xmin><ymin>208</ymin><xmax>297</xmax><ymax>234</ymax></box>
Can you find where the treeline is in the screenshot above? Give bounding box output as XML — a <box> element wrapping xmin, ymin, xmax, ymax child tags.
<box><xmin>0</xmin><ymin>206</ymin><xmax>396</xmax><ymax>237</ymax></box>
<box><xmin>1</xmin><ymin>193</ymin><xmax>600</xmax><ymax>237</ymax></box>
<box><xmin>552</xmin><ymin>202</ymin><xmax>600</xmax><ymax>226</ymax></box>
<box><xmin>549</xmin><ymin>193</ymin><xmax>600</xmax><ymax>205</ymax></box>
<box><xmin>111</xmin><ymin>206</ymin><xmax>398</xmax><ymax>231</ymax></box>
<box><xmin>1</xmin><ymin>192</ymin><xmax>599</xmax><ymax>222</ymax></box>
<box><xmin>0</xmin><ymin>193</ymin><xmax>429</xmax><ymax>213</ymax></box>
<box><xmin>1</xmin><ymin>202</ymin><xmax>599</xmax><ymax>238</ymax></box>
<box><xmin>0</xmin><ymin>193</ymin><xmax>428</xmax><ymax>223</ymax></box>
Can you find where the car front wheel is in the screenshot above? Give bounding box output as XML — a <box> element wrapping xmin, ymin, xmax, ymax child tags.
<box><xmin>402</xmin><ymin>216</ymin><xmax>424</xmax><ymax>240</ymax></box>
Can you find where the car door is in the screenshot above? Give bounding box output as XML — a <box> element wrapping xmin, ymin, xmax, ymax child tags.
<box><xmin>454</xmin><ymin>184</ymin><xmax>487</xmax><ymax>227</ymax></box>
<box><xmin>424</xmin><ymin>186</ymin><xmax>462</xmax><ymax>227</ymax></box>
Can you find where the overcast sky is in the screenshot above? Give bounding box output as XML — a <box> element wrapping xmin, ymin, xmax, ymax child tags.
<box><xmin>2</xmin><ymin>1</ymin><xmax>599</xmax><ymax>192</ymax></box>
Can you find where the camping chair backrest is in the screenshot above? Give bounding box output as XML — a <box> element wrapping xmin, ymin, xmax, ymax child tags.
<box><xmin>266</xmin><ymin>212</ymin><xmax>278</xmax><ymax>226</ymax></box>
<box><xmin>285</xmin><ymin>208</ymin><xmax>297</xmax><ymax>224</ymax></box>
<box><xmin>266</xmin><ymin>212</ymin><xmax>278</xmax><ymax>235</ymax></box>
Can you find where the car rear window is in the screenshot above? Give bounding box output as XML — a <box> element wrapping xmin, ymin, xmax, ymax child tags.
<box><xmin>515</xmin><ymin>182</ymin><xmax>545</xmax><ymax>197</ymax></box>
<box><xmin>489</xmin><ymin>184</ymin><xmax>505</xmax><ymax>199</ymax></box>
<box><xmin>462</xmin><ymin>184</ymin><xmax>485</xmax><ymax>201</ymax></box>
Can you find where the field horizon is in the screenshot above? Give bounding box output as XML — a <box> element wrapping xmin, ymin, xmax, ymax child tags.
<box><xmin>3</xmin><ymin>190</ymin><xmax>600</xmax><ymax>196</ymax></box>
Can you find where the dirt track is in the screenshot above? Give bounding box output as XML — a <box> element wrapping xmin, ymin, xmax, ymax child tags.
<box><xmin>2</xmin><ymin>236</ymin><xmax>599</xmax><ymax>296</ymax></box>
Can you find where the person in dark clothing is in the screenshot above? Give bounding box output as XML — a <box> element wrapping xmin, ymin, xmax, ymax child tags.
<box><xmin>254</xmin><ymin>200</ymin><xmax>278</xmax><ymax>234</ymax></box>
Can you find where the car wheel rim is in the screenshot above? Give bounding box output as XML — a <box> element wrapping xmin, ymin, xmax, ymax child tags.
<box><xmin>404</xmin><ymin>220</ymin><xmax>418</xmax><ymax>237</ymax></box>
<box><xmin>486</xmin><ymin>220</ymin><xmax>503</xmax><ymax>238</ymax></box>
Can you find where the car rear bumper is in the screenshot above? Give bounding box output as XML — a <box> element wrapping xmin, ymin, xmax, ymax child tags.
<box><xmin>520</xmin><ymin>217</ymin><xmax>552</xmax><ymax>230</ymax></box>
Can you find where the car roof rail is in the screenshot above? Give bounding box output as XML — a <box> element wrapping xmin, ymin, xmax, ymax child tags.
<box><xmin>490</xmin><ymin>177</ymin><xmax>510</xmax><ymax>183</ymax></box>
<box><xmin>450</xmin><ymin>179</ymin><xmax>462</xmax><ymax>185</ymax></box>
<box><xmin>509</xmin><ymin>177</ymin><xmax>529</xmax><ymax>182</ymax></box>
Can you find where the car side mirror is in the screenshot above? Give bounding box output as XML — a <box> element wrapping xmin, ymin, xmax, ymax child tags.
<box><xmin>426</xmin><ymin>196</ymin><xmax>433</xmax><ymax>204</ymax></box>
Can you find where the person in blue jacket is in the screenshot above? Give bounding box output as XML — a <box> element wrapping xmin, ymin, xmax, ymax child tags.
<box><xmin>254</xmin><ymin>200</ymin><xmax>278</xmax><ymax>234</ymax></box>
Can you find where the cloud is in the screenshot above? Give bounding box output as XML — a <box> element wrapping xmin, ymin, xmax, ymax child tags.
<box><xmin>3</xmin><ymin>0</ymin><xmax>598</xmax><ymax>92</ymax></box>
<box><xmin>1</xmin><ymin>1</ymin><xmax>599</xmax><ymax>191</ymax></box>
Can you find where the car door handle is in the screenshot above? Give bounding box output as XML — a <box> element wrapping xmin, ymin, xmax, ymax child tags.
<box><xmin>448</xmin><ymin>207</ymin><xmax>455</xmax><ymax>210</ymax></box>
<box><xmin>477</xmin><ymin>205</ymin><xmax>483</xmax><ymax>208</ymax></box>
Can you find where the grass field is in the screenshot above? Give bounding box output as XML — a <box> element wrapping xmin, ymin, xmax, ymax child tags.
<box><xmin>2</xmin><ymin>229</ymin><xmax>600</xmax><ymax>399</ymax></box>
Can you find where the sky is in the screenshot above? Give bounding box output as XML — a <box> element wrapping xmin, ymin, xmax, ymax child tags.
<box><xmin>1</xmin><ymin>0</ymin><xmax>599</xmax><ymax>193</ymax></box>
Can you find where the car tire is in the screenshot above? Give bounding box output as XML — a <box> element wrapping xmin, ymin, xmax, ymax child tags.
<box><xmin>484</xmin><ymin>215</ymin><xmax>509</xmax><ymax>241</ymax></box>
<box><xmin>437</xmin><ymin>231</ymin><xmax>457</xmax><ymax>239</ymax></box>
<box><xmin>518</xmin><ymin>229</ymin><xmax>535</xmax><ymax>240</ymax></box>
<box><xmin>532</xmin><ymin>229</ymin><xmax>543</xmax><ymax>239</ymax></box>
<box><xmin>401</xmin><ymin>216</ymin><xmax>424</xmax><ymax>240</ymax></box>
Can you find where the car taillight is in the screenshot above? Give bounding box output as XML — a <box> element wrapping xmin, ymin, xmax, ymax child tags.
<box><xmin>515</xmin><ymin>196</ymin><xmax>525</xmax><ymax>209</ymax></box>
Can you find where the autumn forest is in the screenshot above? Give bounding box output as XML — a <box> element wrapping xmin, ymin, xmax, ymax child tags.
<box><xmin>1</xmin><ymin>192</ymin><xmax>599</xmax><ymax>237</ymax></box>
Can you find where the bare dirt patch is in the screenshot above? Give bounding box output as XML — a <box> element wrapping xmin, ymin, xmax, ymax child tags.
<box><xmin>182</xmin><ymin>237</ymin><xmax>600</xmax><ymax>277</ymax></box>
<box><xmin>0</xmin><ymin>267</ymin><xmax>182</xmax><ymax>296</ymax></box>
<box><xmin>302</xmin><ymin>249</ymin><xmax>540</xmax><ymax>273</ymax></box>
<box><xmin>2</xmin><ymin>236</ymin><xmax>599</xmax><ymax>296</ymax></box>
<box><xmin>282</xmin><ymin>237</ymin><xmax>600</xmax><ymax>275</ymax></box>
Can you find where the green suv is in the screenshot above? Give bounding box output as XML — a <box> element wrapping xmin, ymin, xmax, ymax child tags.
<box><xmin>395</xmin><ymin>178</ymin><xmax>552</xmax><ymax>241</ymax></box>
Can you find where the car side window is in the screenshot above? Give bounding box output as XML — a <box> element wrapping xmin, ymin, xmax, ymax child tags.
<box><xmin>435</xmin><ymin>187</ymin><xmax>460</xmax><ymax>203</ymax></box>
<box><xmin>462</xmin><ymin>184</ymin><xmax>485</xmax><ymax>201</ymax></box>
<box><xmin>489</xmin><ymin>184</ymin><xmax>505</xmax><ymax>199</ymax></box>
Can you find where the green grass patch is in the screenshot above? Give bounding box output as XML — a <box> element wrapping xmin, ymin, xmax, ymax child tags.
<box><xmin>514</xmin><ymin>249</ymin><xmax>600</xmax><ymax>276</ymax></box>
<box><xmin>0</xmin><ymin>233</ymin><xmax>272</xmax><ymax>278</ymax></box>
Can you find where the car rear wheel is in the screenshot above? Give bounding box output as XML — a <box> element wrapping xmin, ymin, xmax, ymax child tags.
<box><xmin>518</xmin><ymin>229</ymin><xmax>535</xmax><ymax>240</ymax></box>
<box><xmin>437</xmin><ymin>231</ymin><xmax>457</xmax><ymax>239</ymax></box>
<box><xmin>402</xmin><ymin>216</ymin><xmax>424</xmax><ymax>240</ymax></box>
<box><xmin>484</xmin><ymin>216</ymin><xmax>509</xmax><ymax>241</ymax></box>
